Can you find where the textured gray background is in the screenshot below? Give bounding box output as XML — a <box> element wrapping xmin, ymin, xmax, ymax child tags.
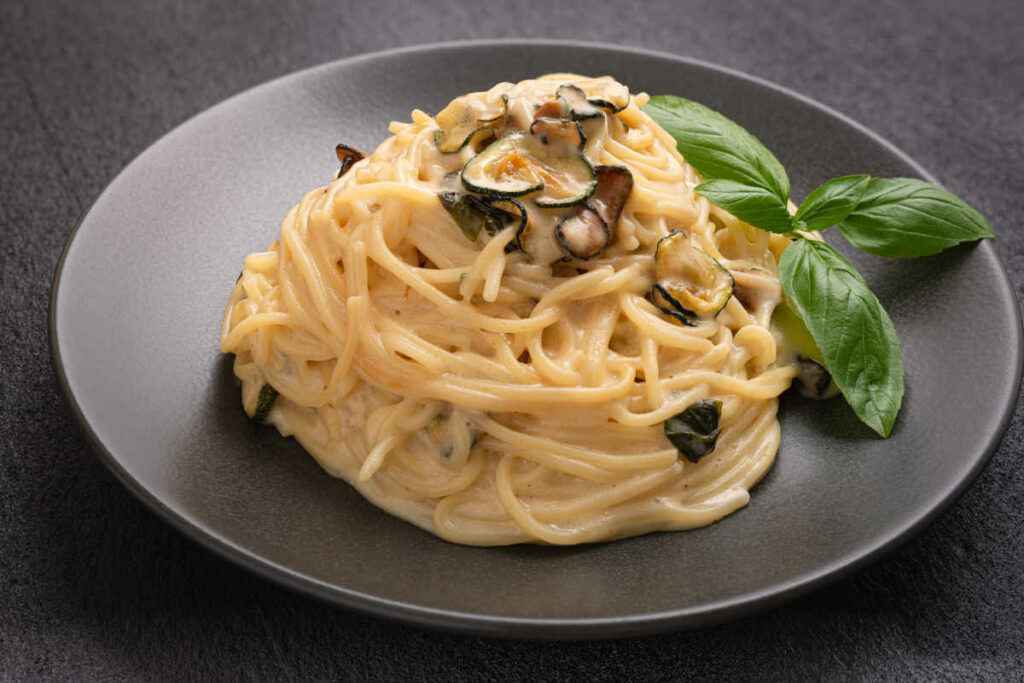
<box><xmin>2</xmin><ymin>0</ymin><xmax>1023</xmax><ymax>680</ymax></box>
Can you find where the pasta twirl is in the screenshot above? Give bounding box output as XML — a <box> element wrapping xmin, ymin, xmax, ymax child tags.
<box><xmin>220</xmin><ymin>74</ymin><xmax>799</xmax><ymax>546</ymax></box>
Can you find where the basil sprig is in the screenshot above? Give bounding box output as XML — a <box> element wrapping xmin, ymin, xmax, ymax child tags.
<box><xmin>645</xmin><ymin>95</ymin><xmax>994</xmax><ymax>437</ymax></box>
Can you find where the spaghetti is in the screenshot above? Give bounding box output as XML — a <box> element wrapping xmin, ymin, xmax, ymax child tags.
<box><xmin>220</xmin><ymin>74</ymin><xmax>800</xmax><ymax>545</ymax></box>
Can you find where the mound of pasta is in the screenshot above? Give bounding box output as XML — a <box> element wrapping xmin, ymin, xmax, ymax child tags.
<box><xmin>221</xmin><ymin>74</ymin><xmax>805</xmax><ymax>546</ymax></box>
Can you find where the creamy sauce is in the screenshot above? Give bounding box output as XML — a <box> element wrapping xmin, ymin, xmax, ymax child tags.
<box><xmin>220</xmin><ymin>74</ymin><xmax>799</xmax><ymax>546</ymax></box>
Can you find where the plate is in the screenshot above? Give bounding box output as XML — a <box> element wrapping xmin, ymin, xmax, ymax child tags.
<box><xmin>50</xmin><ymin>40</ymin><xmax>1022</xmax><ymax>638</ymax></box>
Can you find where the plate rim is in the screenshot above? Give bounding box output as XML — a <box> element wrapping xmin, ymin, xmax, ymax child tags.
<box><xmin>48</xmin><ymin>38</ymin><xmax>1024</xmax><ymax>639</ymax></box>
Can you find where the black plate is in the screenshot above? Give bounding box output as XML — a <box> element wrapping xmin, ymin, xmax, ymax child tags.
<box><xmin>50</xmin><ymin>40</ymin><xmax>1021</xmax><ymax>638</ymax></box>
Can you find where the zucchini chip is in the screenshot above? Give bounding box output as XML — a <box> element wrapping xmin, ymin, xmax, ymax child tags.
<box><xmin>529</xmin><ymin>119</ymin><xmax>593</xmax><ymax>208</ymax></box>
<box><xmin>335</xmin><ymin>144</ymin><xmax>365</xmax><ymax>179</ymax></box>
<box><xmin>555</xmin><ymin>207</ymin><xmax>609</xmax><ymax>260</ymax></box>
<box><xmin>434</xmin><ymin>96</ymin><xmax>507</xmax><ymax>153</ymax></box>
<box><xmin>556</xmin><ymin>82</ymin><xmax>630</xmax><ymax>119</ymax></box>
<box><xmin>484</xmin><ymin>197</ymin><xmax>528</xmax><ymax>253</ymax></box>
<box><xmin>795</xmin><ymin>358</ymin><xmax>839</xmax><ymax>400</ymax></box>
<box><xmin>556</xmin><ymin>84</ymin><xmax>603</xmax><ymax>120</ymax></box>
<box><xmin>529</xmin><ymin>117</ymin><xmax>585</xmax><ymax>151</ymax></box>
<box><xmin>652</xmin><ymin>231</ymin><xmax>734</xmax><ymax>324</ymax></box>
<box><xmin>588</xmin><ymin>165</ymin><xmax>633</xmax><ymax>227</ymax></box>
<box><xmin>540</xmin><ymin>165</ymin><xmax>634</xmax><ymax>261</ymax></box>
<box><xmin>461</xmin><ymin>133</ymin><xmax>595</xmax><ymax>205</ymax></box>
<box><xmin>588</xmin><ymin>80</ymin><xmax>630</xmax><ymax>113</ymax></box>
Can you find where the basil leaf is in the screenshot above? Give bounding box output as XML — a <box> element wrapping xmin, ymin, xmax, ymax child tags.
<box><xmin>780</xmin><ymin>239</ymin><xmax>904</xmax><ymax>437</ymax></box>
<box><xmin>439</xmin><ymin>192</ymin><xmax>486</xmax><ymax>240</ymax></box>
<box><xmin>793</xmin><ymin>174</ymin><xmax>871</xmax><ymax>230</ymax></box>
<box><xmin>695</xmin><ymin>179</ymin><xmax>793</xmax><ymax>233</ymax></box>
<box><xmin>837</xmin><ymin>178</ymin><xmax>994</xmax><ymax>258</ymax></box>
<box><xmin>253</xmin><ymin>384</ymin><xmax>279</xmax><ymax>423</ymax></box>
<box><xmin>645</xmin><ymin>95</ymin><xmax>790</xmax><ymax>202</ymax></box>
<box><xmin>664</xmin><ymin>400</ymin><xmax>722</xmax><ymax>463</ymax></box>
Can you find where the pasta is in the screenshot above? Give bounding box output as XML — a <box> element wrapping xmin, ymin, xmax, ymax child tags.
<box><xmin>220</xmin><ymin>74</ymin><xmax>801</xmax><ymax>546</ymax></box>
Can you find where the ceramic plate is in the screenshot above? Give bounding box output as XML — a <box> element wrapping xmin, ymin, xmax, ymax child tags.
<box><xmin>50</xmin><ymin>40</ymin><xmax>1021</xmax><ymax>638</ymax></box>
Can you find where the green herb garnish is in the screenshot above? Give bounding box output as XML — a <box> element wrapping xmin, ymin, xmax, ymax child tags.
<box><xmin>664</xmin><ymin>400</ymin><xmax>722</xmax><ymax>463</ymax></box>
<box><xmin>253</xmin><ymin>384</ymin><xmax>278</xmax><ymax>423</ymax></box>
<box><xmin>793</xmin><ymin>175</ymin><xmax>871</xmax><ymax>231</ymax></box>
<box><xmin>779</xmin><ymin>239</ymin><xmax>903</xmax><ymax>436</ymax></box>
<box><xmin>837</xmin><ymin>177</ymin><xmax>994</xmax><ymax>258</ymax></box>
<box><xmin>645</xmin><ymin>95</ymin><xmax>994</xmax><ymax>437</ymax></box>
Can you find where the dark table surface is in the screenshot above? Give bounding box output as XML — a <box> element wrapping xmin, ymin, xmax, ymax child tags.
<box><xmin>3</xmin><ymin>0</ymin><xmax>1023</xmax><ymax>680</ymax></box>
